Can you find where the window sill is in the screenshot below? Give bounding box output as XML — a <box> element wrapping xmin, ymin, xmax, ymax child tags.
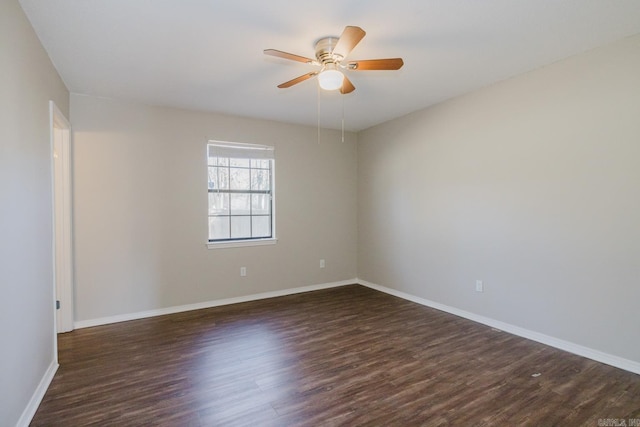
<box><xmin>206</xmin><ymin>238</ymin><xmax>278</xmax><ymax>250</ymax></box>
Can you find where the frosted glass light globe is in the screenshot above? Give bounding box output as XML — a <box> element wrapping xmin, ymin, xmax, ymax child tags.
<box><xmin>317</xmin><ymin>69</ymin><xmax>344</xmax><ymax>91</ymax></box>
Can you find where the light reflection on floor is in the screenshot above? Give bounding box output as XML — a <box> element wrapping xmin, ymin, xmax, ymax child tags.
<box><xmin>190</xmin><ymin>319</ymin><xmax>296</xmax><ymax>423</ymax></box>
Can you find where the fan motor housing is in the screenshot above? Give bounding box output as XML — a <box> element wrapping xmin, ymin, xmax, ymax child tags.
<box><xmin>315</xmin><ymin>37</ymin><xmax>342</xmax><ymax>64</ymax></box>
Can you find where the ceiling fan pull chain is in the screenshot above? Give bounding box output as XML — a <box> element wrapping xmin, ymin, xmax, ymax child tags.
<box><xmin>342</xmin><ymin>96</ymin><xmax>345</xmax><ymax>143</ymax></box>
<box><xmin>317</xmin><ymin>83</ymin><xmax>321</xmax><ymax>144</ymax></box>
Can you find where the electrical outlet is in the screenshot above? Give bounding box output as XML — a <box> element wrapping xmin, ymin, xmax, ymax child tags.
<box><xmin>320</xmin><ymin>259</ymin><xmax>325</xmax><ymax>268</ymax></box>
<box><xmin>475</xmin><ymin>280</ymin><xmax>483</xmax><ymax>292</ymax></box>
<box><xmin>240</xmin><ymin>267</ymin><xmax>247</xmax><ymax>277</ymax></box>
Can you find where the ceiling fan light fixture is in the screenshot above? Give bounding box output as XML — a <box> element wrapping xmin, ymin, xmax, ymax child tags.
<box><xmin>317</xmin><ymin>67</ymin><xmax>344</xmax><ymax>91</ymax></box>
<box><xmin>265</xmin><ymin>26</ymin><xmax>403</xmax><ymax>94</ymax></box>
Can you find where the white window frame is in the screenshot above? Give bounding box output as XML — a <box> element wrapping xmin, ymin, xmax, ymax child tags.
<box><xmin>206</xmin><ymin>140</ymin><xmax>277</xmax><ymax>249</ymax></box>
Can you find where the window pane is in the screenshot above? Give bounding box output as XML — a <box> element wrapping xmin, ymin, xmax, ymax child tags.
<box><xmin>230</xmin><ymin>158</ymin><xmax>250</xmax><ymax>168</ymax></box>
<box><xmin>209</xmin><ymin>156</ymin><xmax>230</xmax><ymax>167</ymax></box>
<box><xmin>208</xmin><ymin>166</ymin><xmax>229</xmax><ymax>190</ymax></box>
<box><xmin>251</xmin><ymin>194</ymin><xmax>270</xmax><ymax>215</ymax></box>
<box><xmin>209</xmin><ymin>157</ymin><xmax>228</xmax><ymax>167</ymax></box>
<box><xmin>209</xmin><ymin>216</ymin><xmax>230</xmax><ymax>240</ymax></box>
<box><xmin>251</xmin><ymin>169</ymin><xmax>270</xmax><ymax>191</ymax></box>
<box><xmin>251</xmin><ymin>159</ymin><xmax>270</xmax><ymax>169</ymax></box>
<box><xmin>208</xmin><ymin>192</ymin><xmax>229</xmax><ymax>215</ymax></box>
<box><xmin>231</xmin><ymin>216</ymin><xmax>251</xmax><ymax>238</ymax></box>
<box><xmin>230</xmin><ymin>167</ymin><xmax>250</xmax><ymax>190</ymax></box>
<box><xmin>230</xmin><ymin>193</ymin><xmax>250</xmax><ymax>215</ymax></box>
<box><xmin>252</xmin><ymin>216</ymin><xmax>271</xmax><ymax>238</ymax></box>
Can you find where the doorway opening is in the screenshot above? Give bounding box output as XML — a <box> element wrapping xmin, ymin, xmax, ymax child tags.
<box><xmin>50</xmin><ymin>101</ymin><xmax>73</xmax><ymax>333</ymax></box>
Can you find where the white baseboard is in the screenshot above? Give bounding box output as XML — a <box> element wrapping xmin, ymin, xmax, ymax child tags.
<box><xmin>358</xmin><ymin>279</ymin><xmax>640</xmax><ymax>376</ymax></box>
<box><xmin>16</xmin><ymin>360</ymin><xmax>58</xmax><ymax>427</ymax></box>
<box><xmin>74</xmin><ymin>279</ymin><xmax>357</xmax><ymax>329</ymax></box>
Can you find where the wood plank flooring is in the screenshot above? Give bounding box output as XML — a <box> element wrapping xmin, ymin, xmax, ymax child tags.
<box><xmin>32</xmin><ymin>285</ymin><xmax>640</xmax><ymax>426</ymax></box>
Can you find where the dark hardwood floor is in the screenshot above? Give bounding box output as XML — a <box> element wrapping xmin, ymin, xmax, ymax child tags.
<box><xmin>32</xmin><ymin>285</ymin><xmax>640</xmax><ymax>426</ymax></box>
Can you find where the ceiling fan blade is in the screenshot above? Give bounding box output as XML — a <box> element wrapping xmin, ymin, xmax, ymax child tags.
<box><xmin>277</xmin><ymin>72</ymin><xmax>319</xmax><ymax>88</ymax></box>
<box><xmin>347</xmin><ymin>58</ymin><xmax>404</xmax><ymax>70</ymax></box>
<box><xmin>264</xmin><ymin>49</ymin><xmax>315</xmax><ymax>64</ymax></box>
<box><xmin>333</xmin><ymin>26</ymin><xmax>366</xmax><ymax>59</ymax></box>
<box><xmin>340</xmin><ymin>75</ymin><xmax>355</xmax><ymax>94</ymax></box>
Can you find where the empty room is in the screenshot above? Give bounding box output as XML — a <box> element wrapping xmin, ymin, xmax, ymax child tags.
<box><xmin>2</xmin><ymin>0</ymin><xmax>640</xmax><ymax>425</ymax></box>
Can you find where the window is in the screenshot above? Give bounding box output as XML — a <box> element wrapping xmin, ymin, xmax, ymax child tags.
<box><xmin>207</xmin><ymin>141</ymin><xmax>275</xmax><ymax>246</ymax></box>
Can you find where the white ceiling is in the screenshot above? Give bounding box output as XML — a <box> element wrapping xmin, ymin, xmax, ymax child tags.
<box><xmin>19</xmin><ymin>0</ymin><xmax>640</xmax><ymax>131</ymax></box>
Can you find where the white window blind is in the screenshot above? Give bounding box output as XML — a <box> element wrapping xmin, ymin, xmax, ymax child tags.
<box><xmin>208</xmin><ymin>142</ymin><xmax>275</xmax><ymax>160</ymax></box>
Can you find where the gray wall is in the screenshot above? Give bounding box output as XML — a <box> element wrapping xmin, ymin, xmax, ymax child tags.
<box><xmin>358</xmin><ymin>34</ymin><xmax>640</xmax><ymax>363</ymax></box>
<box><xmin>0</xmin><ymin>1</ymin><xmax>69</xmax><ymax>424</ymax></box>
<box><xmin>71</xmin><ymin>94</ymin><xmax>358</xmax><ymax>322</ymax></box>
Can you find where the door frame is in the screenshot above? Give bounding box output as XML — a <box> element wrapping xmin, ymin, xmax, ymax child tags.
<box><xmin>50</xmin><ymin>100</ymin><xmax>74</xmax><ymax>333</ymax></box>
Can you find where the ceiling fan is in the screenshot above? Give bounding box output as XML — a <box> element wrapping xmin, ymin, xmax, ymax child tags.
<box><xmin>264</xmin><ymin>26</ymin><xmax>404</xmax><ymax>94</ymax></box>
